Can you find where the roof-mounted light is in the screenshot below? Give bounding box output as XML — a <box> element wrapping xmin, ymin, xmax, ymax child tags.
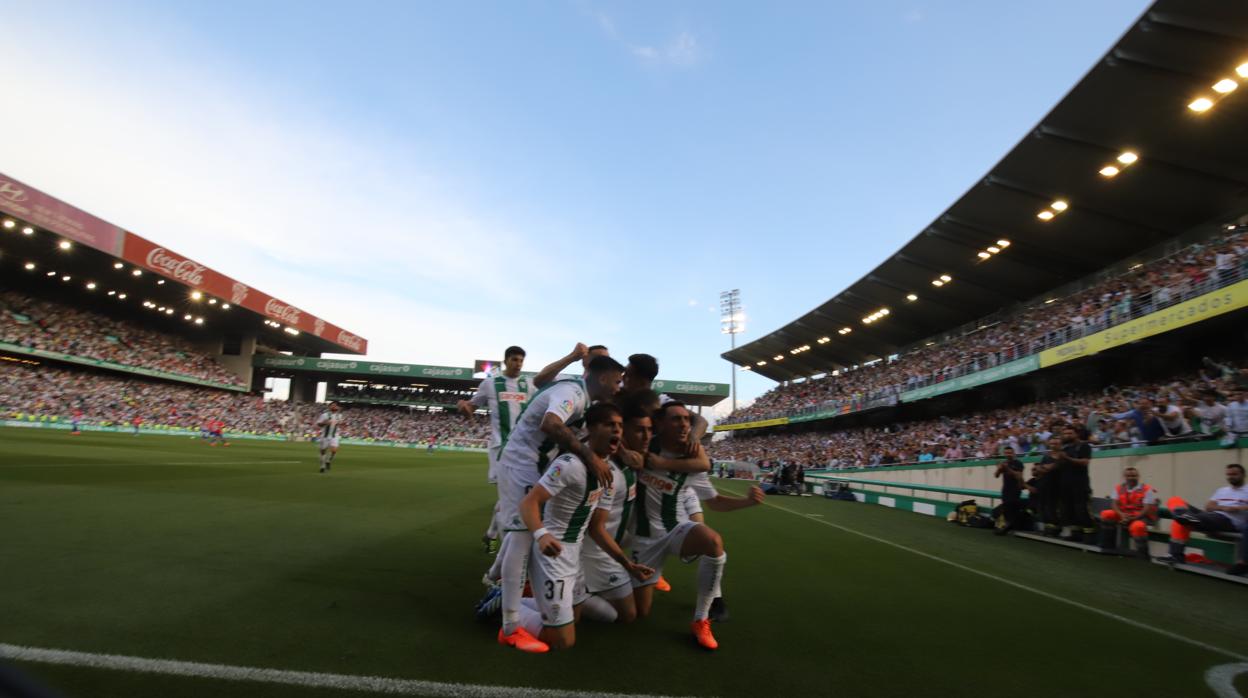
<box><xmin>906</xmin><ymin>293</ymin><xmax>918</xmax><ymax>301</ymax></box>
<box><xmin>1189</xmin><ymin>97</ymin><xmax>1214</xmax><ymax>112</ymax></box>
<box><xmin>58</xmin><ymin>240</ymin><xmax>72</xmax><ymax>250</ymax></box>
<box><xmin>1213</xmin><ymin>78</ymin><xmax>1238</xmax><ymax>94</ymax></box>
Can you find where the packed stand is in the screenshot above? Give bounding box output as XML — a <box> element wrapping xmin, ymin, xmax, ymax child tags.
<box><xmin>710</xmin><ymin>357</ymin><xmax>1248</xmax><ymax>469</ymax></box>
<box><xmin>722</xmin><ymin>227</ymin><xmax>1248</xmax><ymax>425</ymax></box>
<box><xmin>0</xmin><ymin>289</ymin><xmax>243</xmax><ymax>387</ymax></box>
<box><xmin>328</xmin><ymin>383</ymin><xmax>469</xmax><ymax>407</ymax></box>
<box><xmin>0</xmin><ymin>361</ymin><xmax>489</xmax><ymax>447</ymax></box>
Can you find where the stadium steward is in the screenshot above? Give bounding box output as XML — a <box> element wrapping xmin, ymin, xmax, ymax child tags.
<box><xmin>1097</xmin><ymin>466</ymin><xmax>1158</xmax><ymax>557</ymax></box>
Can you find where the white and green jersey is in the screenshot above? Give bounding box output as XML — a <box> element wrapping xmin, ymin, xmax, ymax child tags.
<box><xmin>468</xmin><ymin>373</ymin><xmax>533</xmax><ymax>450</ymax></box>
<box><xmin>590</xmin><ymin>459</ymin><xmax>637</xmax><ymax>547</ymax></box>
<box><xmin>499</xmin><ymin>377</ymin><xmax>590</xmax><ymax>475</ymax></box>
<box><xmin>633</xmin><ymin>449</ymin><xmax>717</xmax><ymax>538</ymax></box>
<box><xmin>317</xmin><ymin>412</ymin><xmax>341</xmax><ymax>439</ymax></box>
<box><xmin>536</xmin><ymin>453</ymin><xmax>611</xmax><ymax>544</ymax></box>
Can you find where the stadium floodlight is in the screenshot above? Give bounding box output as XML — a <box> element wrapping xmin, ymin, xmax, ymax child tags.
<box><xmin>1188</xmin><ymin>97</ymin><xmax>1214</xmax><ymax>112</ymax></box>
<box><xmin>818</xmin><ymin>337</ymin><xmax>831</xmax><ymax>344</ymax></box>
<box><xmin>756</xmin><ymin>360</ymin><xmax>766</xmax><ymax>366</ymax></box>
<box><xmin>1212</xmin><ymin>79</ymin><xmax>1238</xmax><ymax>94</ymax></box>
<box><xmin>221</xmin><ymin>303</ymin><xmax>231</xmax><ymax>309</ymax></box>
<box><xmin>1037</xmin><ymin>210</ymin><xmax>1055</xmax><ymax>221</ymax></box>
<box><xmin>58</xmin><ymin>240</ymin><xmax>72</xmax><ymax>250</ymax></box>
<box><xmin>24</xmin><ymin>262</ymin><xmax>35</xmax><ymax>270</ymax></box>
<box><xmin>195</xmin><ymin>317</ymin><xmax>204</xmax><ymax>325</ymax></box>
<box><xmin>191</xmin><ymin>291</ymin><xmax>203</xmax><ymax>300</ymax></box>
<box><xmin>184</xmin><ymin>314</ymin><xmax>193</xmax><ymax>320</ymax></box>
<box><xmin>719</xmin><ymin>289</ymin><xmax>744</xmax><ymax>412</ymax></box>
<box><xmin>117</xmin><ymin>293</ymin><xmax>126</xmax><ymax>300</ymax></box>
<box><xmin>773</xmin><ymin>354</ymin><xmax>783</xmax><ymax>360</ymax></box>
<box><xmin>61</xmin><ymin>275</ymin><xmax>70</xmax><ymax>282</ymax></box>
<box><xmin>132</xmin><ymin>269</ymin><xmax>142</xmax><ymax>276</ymax></box>
<box><xmin>107</xmin><ymin>290</ymin><xmax>115</xmax><ymax>296</ymax></box>
<box><xmin>997</xmin><ymin>239</ymin><xmax>1010</xmax><ymax>247</ymax></box>
<box><xmin>165</xmin><ymin>309</ymin><xmax>174</xmax><ymax>315</ymax></box>
<box><xmin>157</xmin><ymin>279</ymin><xmax>165</xmax><ymax>285</ymax></box>
<box><xmin>46</xmin><ymin>271</ymin><xmax>56</xmax><ymax>277</ymax></box>
<box><xmin>940</xmin><ymin>274</ymin><xmax>952</xmax><ymax>282</ymax></box>
<box><xmin>932</xmin><ymin>279</ymin><xmax>944</xmax><ymax>286</ymax></box>
<box><xmin>22</xmin><ymin>227</ymin><xmax>33</xmax><ymax>235</ymax></box>
<box><xmin>1050</xmin><ymin>200</ymin><xmax>1068</xmax><ymax>212</ymax></box>
<box><xmin>839</xmin><ymin>327</ymin><xmax>852</xmax><ymax>335</ymax></box>
<box><xmin>1117</xmin><ymin>151</ymin><xmax>1138</xmax><ymax>165</ymax></box>
<box><xmin>85</xmin><ymin>282</ymin><xmax>96</xmax><ymax>290</ymax></box>
<box><xmin>1100</xmin><ymin>165</ymin><xmax>1120</xmax><ymax>178</ymax></box>
<box><xmin>987</xmin><ymin>246</ymin><xmax>1001</xmax><ymax>254</ymax></box>
<box><xmin>1</xmin><ymin>219</ymin><xmax>13</xmax><ymax>229</ymax></box>
<box><xmin>208</xmin><ymin>298</ymin><xmax>217</xmax><ymax>305</ymax></box>
<box><xmin>113</xmin><ymin>262</ymin><xmax>124</xmax><ymax>269</ymax></box>
<box><xmin>906</xmin><ymin>293</ymin><xmax>918</xmax><ymax>301</ymax></box>
<box><xmin>978</xmin><ymin>251</ymin><xmax>991</xmax><ymax>259</ymax></box>
<box><xmin>740</xmin><ymin>365</ymin><xmax>751</xmax><ymax>371</ymax></box>
<box><xmin>1238</xmin><ymin>63</ymin><xmax>1248</xmax><ymax>79</ymax></box>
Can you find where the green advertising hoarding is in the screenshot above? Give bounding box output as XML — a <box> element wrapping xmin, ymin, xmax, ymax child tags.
<box><xmin>651</xmin><ymin>380</ymin><xmax>730</xmax><ymax>397</ymax></box>
<box><xmin>898</xmin><ymin>355</ymin><xmax>1039</xmax><ymax>403</ymax></box>
<box><xmin>253</xmin><ymin>356</ymin><xmax>474</xmax><ymax>380</ymax></box>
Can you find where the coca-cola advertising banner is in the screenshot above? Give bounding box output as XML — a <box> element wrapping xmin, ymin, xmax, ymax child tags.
<box><xmin>0</xmin><ymin>172</ymin><xmax>125</xmax><ymax>255</ymax></box>
<box><xmin>121</xmin><ymin>234</ymin><xmax>367</xmax><ymax>354</ymax></box>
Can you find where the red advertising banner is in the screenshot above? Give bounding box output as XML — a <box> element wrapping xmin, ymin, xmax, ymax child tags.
<box><xmin>121</xmin><ymin>234</ymin><xmax>367</xmax><ymax>354</ymax></box>
<box><xmin>0</xmin><ymin>172</ymin><xmax>125</xmax><ymax>255</ymax></box>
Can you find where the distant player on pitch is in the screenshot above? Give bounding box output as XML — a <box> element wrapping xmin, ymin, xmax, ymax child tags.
<box><xmin>459</xmin><ymin>345</ymin><xmax>534</xmax><ymax>554</ymax></box>
<box><xmin>316</xmin><ymin>403</ymin><xmax>342</xmax><ymax>473</ymax></box>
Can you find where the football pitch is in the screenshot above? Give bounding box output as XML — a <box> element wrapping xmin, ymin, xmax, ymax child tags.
<box><xmin>2</xmin><ymin>428</ymin><xmax>1247</xmax><ymax>698</ymax></box>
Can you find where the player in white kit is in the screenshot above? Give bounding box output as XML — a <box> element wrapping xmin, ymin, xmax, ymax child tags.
<box><xmin>315</xmin><ymin>403</ymin><xmax>342</xmax><ymax>473</ymax></box>
<box><xmin>495</xmin><ymin>354</ymin><xmax>624</xmax><ymax>653</ymax></box>
<box><xmin>514</xmin><ymin>402</ymin><xmax>644</xmax><ymax>650</ymax></box>
<box><xmin>459</xmin><ymin>346</ymin><xmax>532</xmax><ymax>551</ymax></box>
<box><xmin>631</xmin><ymin>401</ymin><xmax>763</xmax><ymax>650</ymax></box>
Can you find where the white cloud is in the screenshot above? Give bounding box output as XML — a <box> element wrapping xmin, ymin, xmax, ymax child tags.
<box><xmin>688</xmin><ymin>299</ymin><xmax>699</xmax><ymax>306</ymax></box>
<box><xmin>586</xmin><ymin>7</ymin><xmax>705</xmax><ymax>69</ymax></box>
<box><xmin>0</xmin><ymin>15</ymin><xmax>568</xmax><ymax>366</ymax></box>
<box><xmin>903</xmin><ymin>9</ymin><xmax>925</xmax><ymax>23</ymax></box>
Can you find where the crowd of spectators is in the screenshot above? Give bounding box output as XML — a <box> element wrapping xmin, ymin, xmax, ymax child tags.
<box><xmin>0</xmin><ymin>362</ymin><xmax>489</xmax><ymax>447</ymax></box>
<box><xmin>327</xmin><ymin>383</ymin><xmax>469</xmax><ymax>407</ymax></box>
<box><xmin>722</xmin><ymin>226</ymin><xmax>1248</xmax><ymax>425</ymax></box>
<box><xmin>0</xmin><ymin>289</ymin><xmax>243</xmax><ymax>387</ymax></box>
<box><xmin>710</xmin><ymin>357</ymin><xmax>1248</xmax><ymax>470</ymax></box>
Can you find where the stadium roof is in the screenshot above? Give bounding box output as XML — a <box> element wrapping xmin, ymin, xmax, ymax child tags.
<box><xmin>0</xmin><ymin>172</ymin><xmax>368</xmax><ymax>355</ymax></box>
<box><xmin>252</xmin><ymin>356</ymin><xmax>731</xmax><ymax>406</ymax></box>
<box><xmin>726</xmin><ymin>0</ymin><xmax>1248</xmax><ymax>382</ymax></box>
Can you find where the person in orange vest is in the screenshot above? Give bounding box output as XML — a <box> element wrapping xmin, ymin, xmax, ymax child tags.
<box><xmin>1097</xmin><ymin>466</ymin><xmax>1158</xmax><ymax>558</ymax></box>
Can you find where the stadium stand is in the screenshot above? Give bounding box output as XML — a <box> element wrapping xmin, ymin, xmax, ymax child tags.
<box><xmin>0</xmin><ymin>361</ymin><xmax>489</xmax><ymax>446</ymax></box>
<box><xmin>720</xmin><ymin>225</ymin><xmax>1247</xmax><ymax>426</ymax></box>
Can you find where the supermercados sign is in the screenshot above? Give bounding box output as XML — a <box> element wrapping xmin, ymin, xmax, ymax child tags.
<box><xmin>252</xmin><ymin>356</ymin><xmax>471</xmax><ymax>379</ymax></box>
<box><xmin>651</xmin><ymin>380</ymin><xmax>730</xmax><ymax>397</ymax></box>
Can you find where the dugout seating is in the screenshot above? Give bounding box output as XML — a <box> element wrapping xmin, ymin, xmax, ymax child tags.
<box><xmin>811</xmin><ymin>476</ymin><xmax>1246</xmax><ymax>586</ymax></box>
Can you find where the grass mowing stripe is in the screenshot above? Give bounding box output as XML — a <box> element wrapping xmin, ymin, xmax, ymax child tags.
<box><xmin>0</xmin><ymin>460</ymin><xmax>304</xmax><ymax>467</ymax></box>
<box><xmin>0</xmin><ymin>644</ymin><xmax>696</xmax><ymax>698</ymax></box>
<box><xmin>756</xmin><ymin>497</ymin><xmax>1248</xmax><ymax>662</ymax></box>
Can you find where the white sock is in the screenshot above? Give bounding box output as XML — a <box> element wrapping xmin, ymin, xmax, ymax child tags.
<box><xmin>693</xmin><ymin>553</ymin><xmax>727</xmax><ymax>621</ymax></box>
<box><xmin>485</xmin><ymin>506</ymin><xmax>500</xmax><ymax>540</ymax></box>
<box><xmin>319</xmin><ymin>451</ymin><xmax>327</xmax><ymax>468</ymax></box>
<box><xmin>517</xmin><ymin>601</ymin><xmax>544</xmax><ymax>637</ymax></box>
<box><xmin>486</xmin><ymin>533</ymin><xmax>511</xmax><ymax>583</ymax></box>
<box><xmin>579</xmin><ymin>595</ymin><xmax>618</xmax><ymax>623</ymax></box>
<box><xmin>500</xmin><ymin>531</ymin><xmax>532</xmax><ymax>635</ymax></box>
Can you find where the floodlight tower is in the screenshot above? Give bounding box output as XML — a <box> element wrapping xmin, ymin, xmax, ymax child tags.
<box><xmin>719</xmin><ymin>289</ymin><xmax>744</xmax><ymax>413</ymax></box>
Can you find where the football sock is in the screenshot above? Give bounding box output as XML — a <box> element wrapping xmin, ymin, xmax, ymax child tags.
<box><xmin>500</xmin><ymin>531</ymin><xmax>532</xmax><ymax>635</ymax></box>
<box><xmin>579</xmin><ymin>595</ymin><xmax>618</xmax><ymax>623</ymax></box>
<box><xmin>486</xmin><ymin>533</ymin><xmax>511</xmax><ymax>583</ymax></box>
<box><xmin>693</xmin><ymin>553</ymin><xmax>727</xmax><ymax>621</ymax></box>
<box><xmin>486</xmin><ymin>507</ymin><xmax>500</xmax><ymax>541</ymax></box>
<box><xmin>516</xmin><ymin>601</ymin><xmax>543</xmax><ymax>638</ymax></box>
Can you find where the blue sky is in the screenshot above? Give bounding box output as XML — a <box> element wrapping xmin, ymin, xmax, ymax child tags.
<box><xmin>0</xmin><ymin>0</ymin><xmax>1150</xmax><ymax>414</ymax></box>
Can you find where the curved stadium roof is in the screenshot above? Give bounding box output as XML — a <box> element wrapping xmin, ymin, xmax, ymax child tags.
<box><xmin>726</xmin><ymin>0</ymin><xmax>1248</xmax><ymax>382</ymax></box>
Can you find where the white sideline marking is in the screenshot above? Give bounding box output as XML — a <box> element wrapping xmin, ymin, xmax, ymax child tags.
<box><xmin>760</xmin><ymin>499</ymin><xmax>1248</xmax><ymax>662</ymax></box>
<box><xmin>1206</xmin><ymin>663</ymin><xmax>1248</xmax><ymax>698</ymax></box>
<box><xmin>1</xmin><ymin>460</ymin><xmax>302</xmax><ymax>467</ymax></box>
<box><xmin>0</xmin><ymin>644</ymin><xmax>692</xmax><ymax>698</ymax></box>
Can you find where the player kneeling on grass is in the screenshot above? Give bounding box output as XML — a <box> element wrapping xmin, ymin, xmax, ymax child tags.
<box><xmin>575</xmin><ymin>404</ymin><xmax>657</xmax><ymax>624</ymax></box>
<box><xmin>631</xmin><ymin>401</ymin><xmax>762</xmax><ymax>650</ymax></box>
<box><xmin>514</xmin><ymin>402</ymin><xmax>632</xmax><ymax>651</ymax></box>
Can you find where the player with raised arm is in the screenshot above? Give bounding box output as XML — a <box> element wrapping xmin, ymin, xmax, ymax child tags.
<box><xmin>459</xmin><ymin>346</ymin><xmax>534</xmax><ymax>553</ymax></box>
<box><xmin>315</xmin><ymin>403</ymin><xmax>342</xmax><ymax>473</ymax></box>
<box><xmin>531</xmin><ymin>343</ymin><xmax>609</xmax><ymax>388</ymax></box>
<box><xmin>494</xmin><ymin>354</ymin><xmax>624</xmax><ymax>653</ymax></box>
<box><xmin>512</xmin><ymin>402</ymin><xmax>648</xmax><ymax>650</ymax></box>
<box><xmin>631</xmin><ymin>401</ymin><xmax>762</xmax><ymax>650</ymax></box>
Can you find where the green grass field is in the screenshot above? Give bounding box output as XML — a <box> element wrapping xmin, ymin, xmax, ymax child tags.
<box><xmin>2</xmin><ymin>427</ymin><xmax>1247</xmax><ymax>698</ymax></box>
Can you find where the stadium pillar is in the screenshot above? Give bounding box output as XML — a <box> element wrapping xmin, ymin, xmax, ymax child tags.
<box><xmin>289</xmin><ymin>375</ymin><xmax>319</xmax><ymax>403</ymax></box>
<box><xmin>191</xmin><ymin>332</ymin><xmax>258</xmax><ymax>389</ymax></box>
